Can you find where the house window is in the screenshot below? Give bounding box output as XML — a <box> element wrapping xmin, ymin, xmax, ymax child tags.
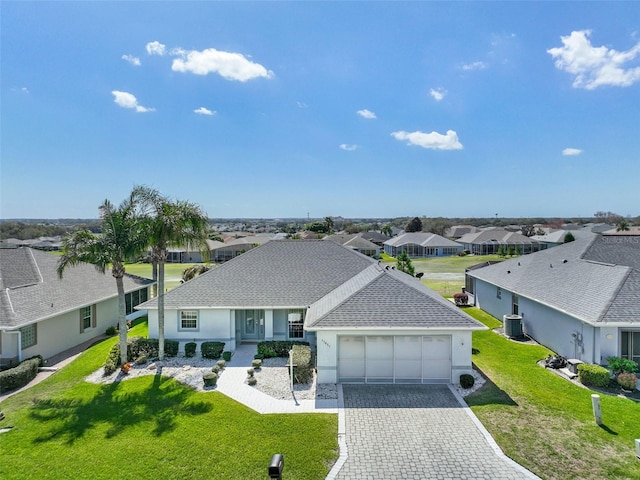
<box><xmin>81</xmin><ymin>306</ymin><xmax>92</xmax><ymax>331</ymax></box>
<box><xmin>288</xmin><ymin>309</ymin><xmax>305</xmax><ymax>339</ymax></box>
<box><xmin>180</xmin><ymin>310</ymin><xmax>198</xmax><ymax>330</ymax></box>
<box><xmin>20</xmin><ymin>324</ymin><xmax>37</xmax><ymax>349</ymax></box>
<box><xmin>497</xmin><ymin>287</ymin><xmax>502</xmax><ymax>299</ymax></box>
<box><xmin>621</xmin><ymin>331</ymin><xmax>640</xmax><ymax>366</ymax></box>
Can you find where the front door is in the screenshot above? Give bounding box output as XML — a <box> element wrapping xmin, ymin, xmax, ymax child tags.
<box><xmin>237</xmin><ymin>309</ymin><xmax>265</xmax><ymax>341</ymax></box>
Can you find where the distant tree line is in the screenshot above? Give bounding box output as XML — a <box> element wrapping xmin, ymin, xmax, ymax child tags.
<box><xmin>0</xmin><ymin>221</ymin><xmax>101</xmax><ymax>240</ymax></box>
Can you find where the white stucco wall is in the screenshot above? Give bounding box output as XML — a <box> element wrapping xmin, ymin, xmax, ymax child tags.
<box><xmin>315</xmin><ymin>329</ymin><xmax>473</xmax><ymax>384</ymax></box>
<box><xmin>474</xmin><ymin>279</ymin><xmax>603</xmax><ymax>364</ymax></box>
<box><xmin>148</xmin><ymin>308</ymin><xmax>236</xmax><ymax>350</ymax></box>
<box><xmin>2</xmin><ymin>297</ymin><xmax>120</xmax><ymax>364</ymax></box>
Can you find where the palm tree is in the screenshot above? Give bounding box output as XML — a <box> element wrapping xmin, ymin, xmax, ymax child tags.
<box><xmin>617</xmin><ymin>220</ymin><xmax>630</xmax><ymax>232</ymax></box>
<box><xmin>57</xmin><ymin>195</ymin><xmax>148</xmax><ymax>365</ymax></box>
<box><xmin>134</xmin><ymin>186</ymin><xmax>210</xmax><ymax>360</ymax></box>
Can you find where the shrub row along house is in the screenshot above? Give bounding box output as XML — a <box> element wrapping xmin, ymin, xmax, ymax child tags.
<box><xmin>139</xmin><ymin>240</ymin><xmax>486</xmax><ymax>384</ymax></box>
<box><xmin>0</xmin><ymin>247</ymin><xmax>153</xmax><ymax>367</ymax></box>
<box><xmin>466</xmin><ymin>232</ymin><xmax>640</xmax><ymax>368</ymax></box>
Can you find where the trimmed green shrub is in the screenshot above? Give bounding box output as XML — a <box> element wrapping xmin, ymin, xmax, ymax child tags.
<box><xmin>135</xmin><ymin>355</ymin><xmax>148</xmax><ymax>365</ymax></box>
<box><xmin>201</xmin><ymin>341</ymin><xmax>225</xmax><ymax>359</ymax></box>
<box><xmin>211</xmin><ymin>365</ymin><xmax>220</xmax><ymax>374</ymax></box>
<box><xmin>257</xmin><ymin>340</ymin><xmax>310</xmax><ymax>358</ymax></box>
<box><xmin>606</xmin><ymin>356</ymin><xmax>638</xmax><ymax>375</ymax></box>
<box><xmin>247</xmin><ymin>376</ymin><xmax>257</xmax><ymax>386</ymax></box>
<box><xmin>222</xmin><ymin>351</ymin><xmax>232</xmax><ymax>362</ymax></box>
<box><xmin>252</xmin><ymin>359</ymin><xmax>262</xmax><ymax>369</ymax></box>
<box><xmin>0</xmin><ymin>355</ymin><xmax>44</xmax><ymax>393</ymax></box>
<box><xmin>459</xmin><ymin>373</ymin><xmax>475</xmax><ymax>389</ymax></box>
<box><xmin>105</xmin><ymin>325</ymin><xmax>117</xmax><ymax>336</ymax></box>
<box><xmin>254</xmin><ymin>353</ymin><xmax>264</xmax><ymax>360</ymax></box>
<box><xmin>164</xmin><ymin>339</ymin><xmax>179</xmax><ymax>357</ymax></box>
<box><xmin>216</xmin><ymin>359</ymin><xmax>226</xmax><ymax>369</ymax></box>
<box><xmin>247</xmin><ymin>367</ymin><xmax>255</xmax><ymax>377</ymax></box>
<box><xmin>291</xmin><ymin>344</ymin><xmax>313</xmax><ymax>384</ymax></box>
<box><xmin>578</xmin><ymin>363</ymin><xmax>610</xmax><ymax>387</ymax></box>
<box><xmin>185</xmin><ymin>342</ymin><xmax>197</xmax><ymax>358</ymax></box>
<box><xmin>203</xmin><ymin>371</ymin><xmax>218</xmax><ymax>387</ymax></box>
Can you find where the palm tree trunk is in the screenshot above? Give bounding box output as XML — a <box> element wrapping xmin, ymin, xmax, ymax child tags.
<box><xmin>115</xmin><ymin>272</ymin><xmax>128</xmax><ymax>365</ymax></box>
<box><xmin>158</xmin><ymin>256</ymin><xmax>166</xmax><ymax>360</ymax></box>
<box><xmin>151</xmin><ymin>258</ymin><xmax>158</xmax><ymax>298</ymax></box>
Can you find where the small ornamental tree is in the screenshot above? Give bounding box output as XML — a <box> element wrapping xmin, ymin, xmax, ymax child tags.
<box><xmin>563</xmin><ymin>232</ymin><xmax>575</xmax><ymax>243</ymax></box>
<box><xmin>405</xmin><ymin>217</ymin><xmax>423</xmax><ymax>232</ymax></box>
<box><xmin>396</xmin><ymin>251</ymin><xmax>415</xmax><ymax>276</ymax></box>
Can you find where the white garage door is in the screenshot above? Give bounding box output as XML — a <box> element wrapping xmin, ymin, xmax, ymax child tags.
<box><xmin>338</xmin><ymin>335</ymin><xmax>451</xmax><ymax>383</ymax></box>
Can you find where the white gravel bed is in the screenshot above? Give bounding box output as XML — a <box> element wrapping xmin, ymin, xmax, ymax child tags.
<box><xmin>252</xmin><ymin>357</ymin><xmax>338</xmax><ymax>400</ymax></box>
<box><xmin>454</xmin><ymin>368</ymin><xmax>486</xmax><ymax>397</ymax></box>
<box><xmin>85</xmin><ymin>356</ymin><xmax>223</xmax><ymax>392</ymax></box>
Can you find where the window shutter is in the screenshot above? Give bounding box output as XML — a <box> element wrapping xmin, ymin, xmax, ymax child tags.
<box><xmin>92</xmin><ymin>304</ymin><xmax>97</xmax><ymax>328</ymax></box>
<box><xmin>80</xmin><ymin>308</ymin><xmax>84</xmax><ymax>333</ymax></box>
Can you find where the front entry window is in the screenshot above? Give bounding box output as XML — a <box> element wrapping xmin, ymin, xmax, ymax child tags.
<box><xmin>621</xmin><ymin>331</ymin><xmax>640</xmax><ymax>366</ymax></box>
<box><xmin>245</xmin><ymin>315</ymin><xmax>255</xmax><ymax>334</ymax></box>
<box><xmin>288</xmin><ymin>309</ymin><xmax>305</xmax><ymax>339</ymax></box>
<box><xmin>236</xmin><ymin>309</ymin><xmax>265</xmax><ymax>340</ymax></box>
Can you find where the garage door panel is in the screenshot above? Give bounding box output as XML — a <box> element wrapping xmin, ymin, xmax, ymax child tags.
<box><xmin>422</xmin><ymin>336</ymin><xmax>451</xmax><ymax>382</ymax></box>
<box><xmin>338</xmin><ymin>336</ymin><xmax>365</xmax><ymax>382</ymax></box>
<box><xmin>394</xmin><ymin>336</ymin><xmax>422</xmax><ymax>383</ymax></box>
<box><xmin>366</xmin><ymin>336</ymin><xmax>393</xmax><ymax>383</ymax></box>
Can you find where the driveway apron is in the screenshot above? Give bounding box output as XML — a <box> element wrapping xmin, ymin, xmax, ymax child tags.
<box><xmin>334</xmin><ymin>384</ymin><xmax>537</xmax><ymax>480</ymax></box>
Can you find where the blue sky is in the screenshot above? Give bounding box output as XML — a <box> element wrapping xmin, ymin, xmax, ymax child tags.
<box><xmin>2</xmin><ymin>1</ymin><xmax>639</xmax><ymax>220</ymax></box>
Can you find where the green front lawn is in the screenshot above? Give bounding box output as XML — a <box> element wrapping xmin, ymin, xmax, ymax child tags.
<box><xmin>0</xmin><ymin>321</ymin><xmax>338</xmax><ymax>479</ymax></box>
<box><xmin>466</xmin><ymin>309</ymin><xmax>640</xmax><ymax>480</ymax></box>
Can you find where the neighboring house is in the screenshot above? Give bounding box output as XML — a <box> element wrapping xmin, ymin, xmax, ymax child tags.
<box><xmin>0</xmin><ymin>247</ymin><xmax>154</xmax><ymax>367</ymax></box>
<box><xmin>166</xmin><ymin>239</ymin><xmax>225</xmax><ymax>263</ymax></box>
<box><xmin>383</xmin><ymin>232</ymin><xmax>463</xmax><ymax>258</ymax></box>
<box><xmin>466</xmin><ymin>233</ymin><xmax>640</xmax><ymax>367</ymax></box>
<box><xmin>323</xmin><ymin>234</ymin><xmax>380</xmax><ymax>257</ymax></box>
<box><xmin>444</xmin><ymin>225</ymin><xmax>482</xmax><ymax>240</ymax></box>
<box><xmin>457</xmin><ymin>229</ymin><xmax>541</xmax><ymax>255</ymax></box>
<box><xmin>356</xmin><ymin>231</ymin><xmax>391</xmax><ymax>247</ymax></box>
<box><xmin>530</xmin><ymin>229</ymin><xmax>595</xmax><ymax>250</ymax></box>
<box><xmin>212</xmin><ymin>236</ymin><xmax>272</xmax><ymax>263</ymax></box>
<box><xmin>139</xmin><ymin>240</ymin><xmax>486</xmax><ymax>384</ymax></box>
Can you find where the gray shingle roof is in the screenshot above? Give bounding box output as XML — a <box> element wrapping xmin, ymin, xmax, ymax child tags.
<box><xmin>140</xmin><ymin>240</ymin><xmax>376</xmax><ymax>309</ymax></box>
<box><xmin>0</xmin><ymin>248</ymin><xmax>154</xmax><ymax>328</ymax></box>
<box><xmin>306</xmin><ymin>265</ymin><xmax>485</xmax><ymax>330</ymax></box>
<box><xmin>467</xmin><ymin>235</ymin><xmax>640</xmax><ymax>325</ymax></box>
<box><xmin>458</xmin><ymin>229</ymin><xmax>538</xmax><ymax>245</ymax></box>
<box><xmin>384</xmin><ymin>232</ymin><xmax>462</xmax><ymax>248</ymax></box>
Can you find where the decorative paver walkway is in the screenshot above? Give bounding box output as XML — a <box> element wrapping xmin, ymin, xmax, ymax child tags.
<box><xmin>328</xmin><ymin>384</ymin><xmax>539</xmax><ymax>480</ymax></box>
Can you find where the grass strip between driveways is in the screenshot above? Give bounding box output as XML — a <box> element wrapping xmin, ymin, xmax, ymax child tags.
<box><xmin>465</xmin><ymin>308</ymin><xmax>640</xmax><ymax>480</ymax></box>
<box><xmin>0</xmin><ymin>321</ymin><xmax>338</xmax><ymax>480</ymax></box>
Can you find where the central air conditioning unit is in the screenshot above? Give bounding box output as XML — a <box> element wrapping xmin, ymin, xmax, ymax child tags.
<box><xmin>503</xmin><ymin>314</ymin><xmax>523</xmax><ymax>338</ymax></box>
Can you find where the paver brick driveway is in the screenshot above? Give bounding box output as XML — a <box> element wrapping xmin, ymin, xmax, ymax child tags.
<box><xmin>334</xmin><ymin>384</ymin><xmax>536</xmax><ymax>480</ymax></box>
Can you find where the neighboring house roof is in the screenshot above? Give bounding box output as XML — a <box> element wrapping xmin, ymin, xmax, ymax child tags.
<box><xmin>466</xmin><ymin>235</ymin><xmax>640</xmax><ymax>325</ymax></box>
<box><xmin>306</xmin><ymin>264</ymin><xmax>484</xmax><ymax>330</ymax></box>
<box><xmin>324</xmin><ymin>234</ymin><xmax>379</xmax><ymax>251</ymax></box>
<box><xmin>356</xmin><ymin>231</ymin><xmax>391</xmax><ymax>244</ymax></box>
<box><xmin>384</xmin><ymin>232</ymin><xmax>462</xmax><ymax>248</ymax></box>
<box><xmin>458</xmin><ymin>229</ymin><xmax>538</xmax><ymax>245</ymax></box>
<box><xmin>530</xmin><ymin>229</ymin><xmax>595</xmax><ymax>244</ymax></box>
<box><xmin>0</xmin><ymin>248</ymin><xmax>154</xmax><ymax>329</ymax></box>
<box><xmin>444</xmin><ymin>225</ymin><xmax>481</xmax><ymax>239</ymax></box>
<box><xmin>141</xmin><ymin>240</ymin><xmax>376</xmax><ymax>309</ymax></box>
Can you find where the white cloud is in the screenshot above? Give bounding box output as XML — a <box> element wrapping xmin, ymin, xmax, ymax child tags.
<box><xmin>357</xmin><ymin>109</ymin><xmax>376</xmax><ymax>119</ymax></box>
<box><xmin>339</xmin><ymin>144</ymin><xmax>358</xmax><ymax>151</ymax></box>
<box><xmin>122</xmin><ymin>54</ymin><xmax>141</xmax><ymax>66</ymax></box>
<box><xmin>111</xmin><ymin>91</ymin><xmax>155</xmax><ymax>113</ymax></box>
<box><xmin>391</xmin><ymin>130</ymin><xmax>463</xmax><ymax>150</ymax></box>
<box><xmin>548</xmin><ymin>30</ymin><xmax>640</xmax><ymax>89</ymax></box>
<box><xmin>562</xmin><ymin>148</ymin><xmax>582</xmax><ymax>156</ymax></box>
<box><xmin>461</xmin><ymin>61</ymin><xmax>487</xmax><ymax>71</ymax></box>
<box><xmin>171</xmin><ymin>48</ymin><xmax>274</xmax><ymax>81</ymax></box>
<box><xmin>194</xmin><ymin>107</ymin><xmax>215</xmax><ymax>116</ymax></box>
<box><xmin>429</xmin><ymin>88</ymin><xmax>447</xmax><ymax>101</ymax></box>
<box><xmin>21</xmin><ymin>87</ymin><xmax>29</xmax><ymax>94</ymax></box>
<box><xmin>297</xmin><ymin>101</ymin><xmax>308</xmax><ymax>108</ymax></box>
<box><xmin>146</xmin><ymin>41</ymin><xmax>166</xmax><ymax>56</ymax></box>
